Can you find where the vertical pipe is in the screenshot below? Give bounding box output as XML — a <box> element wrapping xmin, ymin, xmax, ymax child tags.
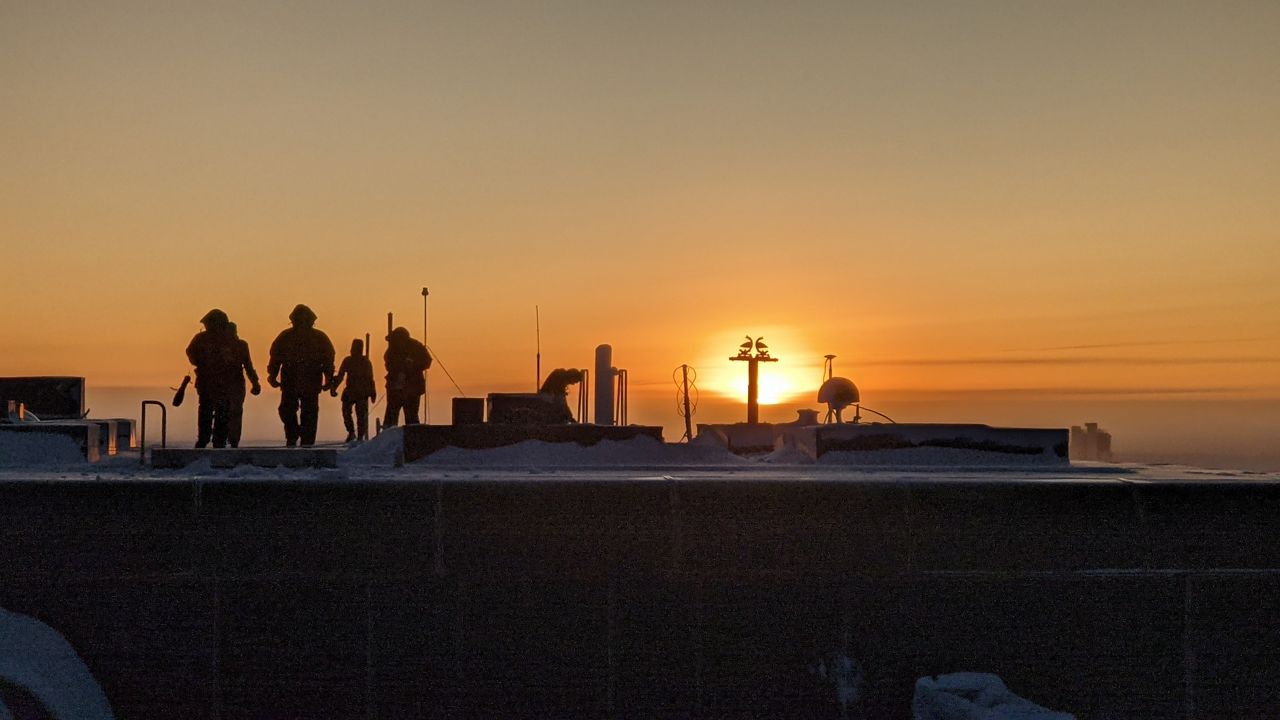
<box><xmin>614</xmin><ymin>371</ymin><xmax>622</xmax><ymax>425</ymax></box>
<box><xmin>747</xmin><ymin>359</ymin><xmax>759</xmax><ymax>424</ymax></box>
<box><xmin>535</xmin><ymin>306</ymin><xmax>541</xmax><ymax>391</ymax></box>
<box><xmin>615</xmin><ymin>370</ymin><xmax>627</xmax><ymax>426</ymax></box>
<box><xmin>594</xmin><ymin>344</ymin><xmax>613</xmax><ymax>426</ymax></box>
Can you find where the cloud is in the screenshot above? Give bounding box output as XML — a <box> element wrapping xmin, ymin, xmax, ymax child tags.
<box><xmin>1002</xmin><ymin>337</ymin><xmax>1272</xmax><ymax>352</ymax></box>
<box><xmin>858</xmin><ymin>356</ymin><xmax>1280</xmax><ymax>367</ymax></box>
<box><xmin>877</xmin><ymin>386</ymin><xmax>1272</xmax><ymax>398</ymax></box>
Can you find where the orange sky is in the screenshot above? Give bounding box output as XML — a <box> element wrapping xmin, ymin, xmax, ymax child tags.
<box><xmin>3</xmin><ymin>3</ymin><xmax>1279</xmax><ymax>464</ymax></box>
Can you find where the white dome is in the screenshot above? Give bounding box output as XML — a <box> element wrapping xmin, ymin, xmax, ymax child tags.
<box><xmin>817</xmin><ymin>377</ymin><xmax>860</xmax><ymax>410</ymax></box>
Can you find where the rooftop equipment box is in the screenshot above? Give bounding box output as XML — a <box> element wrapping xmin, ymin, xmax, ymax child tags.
<box><xmin>0</xmin><ymin>377</ymin><xmax>85</xmax><ymax>419</ymax></box>
<box><xmin>452</xmin><ymin>397</ymin><xmax>484</xmax><ymax>425</ymax></box>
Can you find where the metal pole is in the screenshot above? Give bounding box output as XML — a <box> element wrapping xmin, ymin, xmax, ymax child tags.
<box><xmin>747</xmin><ymin>359</ymin><xmax>759</xmax><ymax>424</ymax></box>
<box><xmin>681</xmin><ymin>364</ymin><xmax>692</xmax><ymax>442</ymax></box>
<box><xmin>430</xmin><ymin>284</ymin><xmax>435</xmax><ymax>422</ymax></box>
<box><xmin>535</xmin><ymin>306</ymin><xmax>541</xmax><ymax>391</ymax></box>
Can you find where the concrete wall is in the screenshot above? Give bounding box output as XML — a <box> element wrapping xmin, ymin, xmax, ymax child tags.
<box><xmin>3</xmin><ymin>475</ymin><xmax>1280</xmax><ymax>718</ymax></box>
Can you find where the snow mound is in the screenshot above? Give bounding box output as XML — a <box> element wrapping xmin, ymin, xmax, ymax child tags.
<box><xmin>763</xmin><ymin>444</ymin><xmax>816</xmax><ymax>464</ymax></box>
<box><xmin>416</xmin><ymin>435</ymin><xmax>750</xmax><ymax>467</ymax></box>
<box><xmin>820</xmin><ymin>446</ymin><xmax>1064</xmax><ymax>467</ymax></box>
<box><xmin>913</xmin><ymin>672</ymin><xmax>1074</xmax><ymax>720</ymax></box>
<box><xmin>341</xmin><ymin>427</ymin><xmax>404</xmax><ymax>466</ymax></box>
<box><xmin>0</xmin><ymin>606</ymin><xmax>115</xmax><ymax>719</ymax></box>
<box><xmin>0</xmin><ymin>432</ymin><xmax>87</xmax><ymax>468</ymax></box>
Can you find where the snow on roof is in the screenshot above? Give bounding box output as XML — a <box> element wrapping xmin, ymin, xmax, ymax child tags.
<box><xmin>0</xmin><ymin>431</ymin><xmax>86</xmax><ymax>468</ymax></box>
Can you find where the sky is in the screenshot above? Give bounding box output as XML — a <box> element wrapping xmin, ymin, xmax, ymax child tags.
<box><xmin>2</xmin><ymin>2</ymin><xmax>1278</xmax><ymax>467</ymax></box>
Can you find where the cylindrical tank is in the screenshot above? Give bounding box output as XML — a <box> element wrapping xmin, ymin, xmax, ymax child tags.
<box><xmin>595</xmin><ymin>344</ymin><xmax>614</xmax><ymax>426</ymax></box>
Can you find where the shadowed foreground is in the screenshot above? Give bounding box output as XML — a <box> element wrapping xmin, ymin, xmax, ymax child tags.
<box><xmin>2</xmin><ymin>469</ymin><xmax>1279</xmax><ymax>718</ymax></box>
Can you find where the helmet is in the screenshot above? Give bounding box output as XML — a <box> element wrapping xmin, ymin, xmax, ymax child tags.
<box><xmin>200</xmin><ymin>309</ymin><xmax>229</xmax><ymax>329</ymax></box>
<box><xmin>289</xmin><ymin>304</ymin><xmax>317</xmax><ymax>326</ymax></box>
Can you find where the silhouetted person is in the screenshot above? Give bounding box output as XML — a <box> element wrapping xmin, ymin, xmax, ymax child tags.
<box><xmin>383</xmin><ymin>326</ymin><xmax>430</xmax><ymax>428</ymax></box>
<box><xmin>331</xmin><ymin>338</ymin><xmax>376</xmax><ymax>443</ymax></box>
<box><xmin>539</xmin><ymin>368</ymin><xmax>584</xmax><ymax>423</ymax></box>
<box><xmin>185</xmin><ymin>309</ymin><xmax>240</xmax><ymax>448</ymax></box>
<box><xmin>225</xmin><ymin>321</ymin><xmax>261</xmax><ymax>448</ymax></box>
<box><xmin>267</xmin><ymin>304</ymin><xmax>335</xmax><ymax>447</ymax></box>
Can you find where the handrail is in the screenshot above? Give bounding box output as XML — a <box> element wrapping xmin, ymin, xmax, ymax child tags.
<box><xmin>140</xmin><ymin>400</ymin><xmax>167</xmax><ymax>465</ymax></box>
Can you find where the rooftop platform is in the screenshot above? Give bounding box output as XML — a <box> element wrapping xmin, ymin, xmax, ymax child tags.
<box><xmin>150</xmin><ymin>446</ymin><xmax>339</xmax><ymax>469</ymax></box>
<box><xmin>401</xmin><ymin>423</ymin><xmax>664</xmax><ymax>462</ymax></box>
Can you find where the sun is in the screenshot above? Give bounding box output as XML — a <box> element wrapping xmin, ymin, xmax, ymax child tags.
<box><xmin>722</xmin><ymin>368</ymin><xmax>812</xmax><ymax>405</ymax></box>
<box><xmin>699</xmin><ymin>329</ymin><xmax>825</xmax><ymax>406</ymax></box>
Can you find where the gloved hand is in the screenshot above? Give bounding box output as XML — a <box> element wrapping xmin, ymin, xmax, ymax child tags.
<box><xmin>329</xmin><ymin>387</ymin><xmax>339</xmax><ymax>397</ymax></box>
<box><xmin>250</xmin><ymin>383</ymin><xmax>262</xmax><ymax>396</ymax></box>
<box><xmin>268</xmin><ymin>376</ymin><xmax>280</xmax><ymax>389</ymax></box>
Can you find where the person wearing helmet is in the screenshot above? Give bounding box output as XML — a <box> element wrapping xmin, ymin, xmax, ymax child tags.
<box><xmin>538</xmin><ymin>368</ymin><xmax>584</xmax><ymax>424</ymax></box>
<box><xmin>184</xmin><ymin>308</ymin><xmax>240</xmax><ymax>448</ymax></box>
<box><xmin>330</xmin><ymin>338</ymin><xmax>377</xmax><ymax>442</ymax></box>
<box><xmin>266</xmin><ymin>304</ymin><xmax>336</xmax><ymax>447</ymax></box>
<box><xmin>224</xmin><ymin>321</ymin><xmax>262</xmax><ymax>448</ymax></box>
<box><xmin>382</xmin><ymin>326</ymin><xmax>431</xmax><ymax>428</ymax></box>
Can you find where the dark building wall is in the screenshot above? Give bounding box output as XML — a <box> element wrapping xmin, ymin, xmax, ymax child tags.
<box><xmin>2</xmin><ymin>476</ymin><xmax>1280</xmax><ymax>719</ymax></box>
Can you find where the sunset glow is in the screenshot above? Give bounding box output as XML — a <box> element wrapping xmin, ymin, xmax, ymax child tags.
<box><xmin>2</xmin><ymin>3</ymin><xmax>1278</xmax><ymax>466</ymax></box>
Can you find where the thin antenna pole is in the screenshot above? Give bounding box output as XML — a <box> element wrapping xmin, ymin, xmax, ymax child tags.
<box><xmin>535</xmin><ymin>305</ymin><xmax>541</xmax><ymax>391</ymax></box>
<box><xmin>364</xmin><ymin>333</ymin><xmax>370</xmax><ymax>358</ymax></box>
<box><xmin>422</xmin><ymin>287</ymin><xmax>430</xmax><ymax>424</ymax></box>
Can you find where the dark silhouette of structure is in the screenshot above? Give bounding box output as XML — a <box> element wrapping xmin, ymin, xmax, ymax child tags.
<box><xmin>185</xmin><ymin>309</ymin><xmax>245</xmax><ymax>448</ymax></box>
<box><xmin>730</xmin><ymin>336</ymin><xmax>777</xmax><ymax>425</ymax></box>
<box><xmin>267</xmin><ymin>304</ymin><xmax>335</xmax><ymax>447</ymax></box>
<box><xmin>1070</xmin><ymin>422</ymin><xmax>1114</xmax><ymax>462</ymax></box>
<box><xmin>331</xmin><ymin>339</ymin><xmax>376</xmax><ymax>442</ymax></box>
<box><xmin>383</xmin><ymin>326</ymin><xmax>430</xmax><ymax>428</ymax></box>
<box><xmin>225</xmin><ymin>321</ymin><xmax>261</xmax><ymax>448</ymax></box>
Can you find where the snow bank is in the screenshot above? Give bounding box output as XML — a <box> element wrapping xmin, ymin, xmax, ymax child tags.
<box><xmin>763</xmin><ymin>444</ymin><xmax>816</xmax><ymax>464</ymax></box>
<box><xmin>0</xmin><ymin>607</ymin><xmax>114</xmax><ymax>719</ymax></box>
<box><xmin>415</xmin><ymin>435</ymin><xmax>750</xmax><ymax>467</ymax></box>
<box><xmin>341</xmin><ymin>427</ymin><xmax>404</xmax><ymax>466</ymax></box>
<box><xmin>913</xmin><ymin>673</ymin><xmax>1074</xmax><ymax>720</ymax></box>
<box><xmin>0</xmin><ymin>432</ymin><xmax>86</xmax><ymax>468</ymax></box>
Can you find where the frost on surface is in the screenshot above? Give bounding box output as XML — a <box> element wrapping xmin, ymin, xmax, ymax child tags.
<box><xmin>913</xmin><ymin>673</ymin><xmax>1074</xmax><ymax>720</ymax></box>
<box><xmin>0</xmin><ymin>433</ymin><xmax>85</xmax><ymax>468</ymax></box>
<box><xmin>412</xmin><ymin>435</ymin><xmax>750</xmax><ymax>467</ymax></box>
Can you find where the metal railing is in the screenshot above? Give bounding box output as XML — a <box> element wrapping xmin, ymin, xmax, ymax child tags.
<box><xmin>139</xmin><ymin>400</ymin><xmax>167</xmax><ymax>465</ymax></box>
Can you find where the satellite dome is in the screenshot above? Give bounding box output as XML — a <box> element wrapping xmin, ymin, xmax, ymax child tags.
<box><xmin>817</xmin><ymin>377</ymin><xmax>860</xmax><ymax>411</ymax></box>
